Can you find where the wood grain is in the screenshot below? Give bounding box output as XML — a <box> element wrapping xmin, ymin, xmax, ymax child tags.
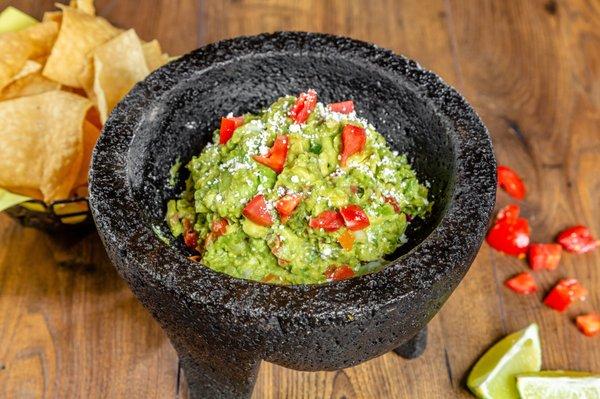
<box><xmin>0</xmin><ymin>0</ymin><xmax>598</xmax><ymax>398</ymax></box>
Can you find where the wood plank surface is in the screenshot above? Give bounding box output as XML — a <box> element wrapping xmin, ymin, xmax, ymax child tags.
<box><xmin>0</xmin><ymin>0</ymin><xmax>598</xmax><ymax>398</ymax></box>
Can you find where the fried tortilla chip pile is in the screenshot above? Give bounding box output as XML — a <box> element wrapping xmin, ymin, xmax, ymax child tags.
<box><xmin>0</xmin><ymin>0</ymin><xmax>170</xmax><ymax>208</ymax></box>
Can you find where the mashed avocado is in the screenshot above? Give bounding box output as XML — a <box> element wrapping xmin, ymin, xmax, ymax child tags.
<box><xmin>166</xmin><ymin>91</ymin><xmax>430</xmax><ymax>284</ymax></box>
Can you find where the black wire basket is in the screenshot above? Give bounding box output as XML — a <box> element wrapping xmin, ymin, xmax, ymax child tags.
<box><xmin>4</xmin><ymin>196</ymin><xmax>94</xmax><ymax>234</ymax></box>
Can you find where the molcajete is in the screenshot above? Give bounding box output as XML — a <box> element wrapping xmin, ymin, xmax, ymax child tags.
<box><xmin>89</xmin><ymin>32</ymin><xmax>496</xmax><ymax>399</ymax></box>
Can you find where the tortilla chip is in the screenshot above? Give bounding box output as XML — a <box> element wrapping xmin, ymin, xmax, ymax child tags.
<box><xmin>92</xmin><ymin>29</ymin><xmax>149</xmax><ymax>122</ymax></box>
<box><xmin>78</xmin><ymin>53</ymin><xmax>95</xmax><ymax>98</ymax></box>
<box><xmin>142</xmin><ymin>40</ymin><xmax>170</xmax><ymax>71</ymax></box>
<box><xmin>42</xmin><ymin>6</ymin><xmax>119</xmax><ymax>87</ymax></box>
<box><xmin>0</xmin><ymin>21</ymin><xmax>59</xmax><ymax>90</ymax></box>
<box><xmin>11</xmin><ymin>60</ymin><xmax>42</xmax><ymax>80</ymax></box>
<box><xmin>0</xmin><ymin>72</ymin><xmax>61</xmax><ymax>101</ymax></box>
<box><xmin>69</xmin><ymin>0</ymin><xmax>96</xmax><ymax>16</ymax></box>
<box><xmin>42</xmin><ymin>11</ymin><xmax>62</xmax><ymax>24</ymax></box>
<box><xmin>0</xmin><ymin>91</ymin><xmax>92</xmax><ymax>202</ymax></box>
<box><xmin>74</xmin><ymin>119</ymin><xmax>101</xmax><ymax>187</ymax></box>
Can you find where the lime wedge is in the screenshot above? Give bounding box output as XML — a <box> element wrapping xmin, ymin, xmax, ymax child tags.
<box><xmin>467</xmin><ymin>323</ymin><xmax>542</xmax><ymax>399</ymax></box>
<box><xmin>0</xmin><ymin>188</ymin><xmax>31</xmax><ymax>212</ymax></box>
<box><xmin>517</xmin><ymin>371</ymin><xmax>600</xmax><ymax>399</ymax></box>
<box><xmin>0</xmin><ymin>7</ymin><xmax>38</xmax><ymax>34</ymax></box>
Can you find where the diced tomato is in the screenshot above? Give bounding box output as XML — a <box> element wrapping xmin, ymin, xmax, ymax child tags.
<box><xmin>289</xmin><ymin>89</ymin><xmax>318</xmax><ymax>124</ymax></box>
<box><xmin>556</xmin><ymin>225</ymin><xmax>599</xmax><ymax>254</ymax></box>
<box><xmin>182</xmin><ymin>218</ymin><xmax>199</xmax><ymax>249</ymax></box>
<box><xmin>219</xmin><ymin>116</ymin><xmax>244</xmax><ymax>144</ymax></box>
<box><xmin>324</xmin><ymin>265</ymin><xmax>355</xmax><ymax>281</ymax></box>
<box><xmin>339</xmin><ymin>204</ymin><xmax>370</xmax><ymax>231</ymax></box>
<box><xmin>497</xmin><ymin>204</ymin><xmax>520</xmax><ymax>223</ymax></box>
<box><xmin>327</xmin><ymin>100</ymin><xmax>354</xmax><ymax>114</ymax></box>
<box><xmin>275</xmin><ymin>194</ymin><xmax>302</xmax><ymax>223</ymax></box>
<box><xmin>211</xmin><ymin>218</ymin><xmax>229</xmax><ymax>237</ymax></box>
<box><xmin>504</xmin><ymin>272</ymin><xmax>538</xmax><ymax>295</ymax></box>
<box><xmin>309</xmin><ymin>210</ymin><xmax>344</xmax><ymax>232</ymax></box>
<box><xmin>486</xmin><ymin>204</ymin><xmax>530</xmax><ymax>258</ymax></box>
<box><xmin>253</xmin><ymin>135</ymin><xmax>289</xmax><ymax>174</ymax></box>
<box><xmin>338</xmin><ymin>229</ymin><xmax>355</xmax><ymax>251</ymax></box>
<box><xmin>497</xmin><ymin>165</ymin><xmax>526</xmax><ymax>200</ymax></box>
<box><xmin>243</xmin><ymin>195</ymin><xmax>273</xmax><ymax>227</ymax></box>
<box><xmin>543</xmin><ymin>278</ymin><xmax>588</xmax><ymax>312</ymax></box>
<box><xmin>384</xmin><ymin>196</ymin><xmax>401</xmax><ymax>213</ymax></box>
<box><xmin>340</xmin><ymin>124</ymin><xmax>366</xmax><ymax>167</ymax></box>
<box><xmin>576</xmin><ymin>313</ymin><xmax>600</xmax><ymax>337</ymax></box>
<box><xmin>528</xmin><ymin>243</ymin><xmax>562</xmax><ymax>271</ymax></box>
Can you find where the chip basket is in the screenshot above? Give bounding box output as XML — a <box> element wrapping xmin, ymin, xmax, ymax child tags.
<box><xmin>4</xmin><ymin>196</ymin><xmax>94</xmax><ymax>234</ymax></box>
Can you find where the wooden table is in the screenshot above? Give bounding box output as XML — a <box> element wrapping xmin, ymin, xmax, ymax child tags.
<box><xmin>1</xmin><ymin>0</ymin><xmax>599</xmax><ymax>397</ymax></box>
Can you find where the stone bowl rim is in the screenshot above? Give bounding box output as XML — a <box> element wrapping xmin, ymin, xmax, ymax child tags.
<box><xmin>89</xmin><ymin>31</ymin><xmax>496</xmax><ymax>321</ymax></box>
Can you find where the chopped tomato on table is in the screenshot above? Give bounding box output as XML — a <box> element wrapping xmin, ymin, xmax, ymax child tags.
<box><xmin>243</xmin><ymin>194</ymin><xmax>273</xmax><ymax>227</ymax></box>
<box><xmin>338</xmin><ymin>229</ymin><xmax>355</xmax><ymax>250</ymax></box>
<box><xmin>497</xmin><ymin>165</ymin><xmax>526</xmax><ymax>200</ymax></box>
<box><xmin>324</xmin><ymin>265</ymin><xmax>355</xmax><ymax>281</ymax></box>
<box><xmin>528</xmin><ymin>243</ymin><xmax>562</xmax><ymax>271</ymax></box>
<box><xmin>289</xmin><ymin>89</ymin><xmax>318</xmax><ymax>124</ymax></box>
<box><xmin>486</xmin><ymin>204</ymin><xmax>531</xmax><ymax>258</ymax></box>
<box><xmin>543</xmin><ymin>278</ymin><xmax>588</xmax><ymax>312</ymax></box>
<box><xmin>182</xmin><ymin>218</ymin><xmax>199</xmax><ymax>249</ymax></box>
<box><xmin>327</xmin><ymin>100</ymin><xmax>354</xmax><ymax>114</ymax></box>
<box><xmin>505</xmin><ymin>272</ymin><xmax>538</xmax><ymax>295</ymax></box>
<box><xmin>309</xmin><ymin>210</ymin><xmax>345</xmax><ymax>232</ymax></box>
<box><xmin>576</xmin><ymin>313</ymin><xmax>600</xmax><ymax>337</ymax></box>
<box><xmin>219</xmin><ymin>116</ymin><xmax>244</xmax><ymax>144</ymax></box>
<box><xmin>340</xmin><ymin>204</ymin><xmax>370</xmax><ymax>231</ymax></box>
<box><xmin>340</xmin><ymin>124</ymin><xmax>366</xmax><ymax>166</ymax></box>
<box><xmin>275</xmin><ymin>194</ymin><xmax>302</xmax><ymax>223</ymax></box>
<box><xmin>556</xmin><ymin>225</ymin><xmax>599</xmax><ymax>254</ymax></box>
<box><xmin>253</xmin><ymin>135</ymin><xmax>289</xmax><ymax>174</ymax></box>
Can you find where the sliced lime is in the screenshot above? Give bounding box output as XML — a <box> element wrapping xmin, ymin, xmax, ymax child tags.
<box><xmin>517</xmin><ymin>371</ymin><xmax>600</xmax><ymax>399</ymax></box>
<box><xmin>0</xmin><ymin>7</ymin><xmax>37</xmax><ymax>34</ymax></box>
<box><xmin>467</xmin><ymin>323</ymin><xmax>542</xmax><ymax>399</ymax></box>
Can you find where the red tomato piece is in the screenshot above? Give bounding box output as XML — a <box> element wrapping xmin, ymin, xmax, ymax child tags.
<box><xmin>309</xmin><ymin>210</ymin><xmax>345</xmax><ymax>232</ymax></box>
<box><xmin>242</xmin><ymin>195</ymin><xmax>273</xmax><ymax>227</ymax></box>
<box><xmin>338</xmin><ymin>229</ymin><xmax>355</xmax><ymax>251</ymax></box>
<box><xmin>275</xmin><ymin>194</ymin><xmax>302</xmax><ymax>223</ymax></box>
<box><xmin>340</xmin><ymin>124</ymin><xmax>366</xmax><ymax>167</ymax></box>
<box><xmin>504</xmin><ymin>272</ymin><xmax>538</xmax><ymax>295</ymax></box>
<box><xmin>528</xmin><ymin>243</ymin><xmax>562</xmax><ymax>271</ymax></box>
<box><xmin>556</xmin><ymin>225</ymin><xmax>599</xmax><ymax>254</ymax></box>
<box><xmin>543</xmin><ymin>278</ymin><xmax>588</xmax><ymax>312</ymax></box>
<box><xmin>497</xmin><ymin>165</ymin><xmax>526</xmax><ymax>200</ymax></box>
<box><xmin>486</xmin><ymin>204</ymin><xmax>531</xmax><ymax>258</ymax></box>
<box><xmin>289</xmin><ymin>89</ymin><xmax>318</xmax><ymax>124</ymax></box>
<box><xmin>327</xmin><ymin>100</ymin><xmax>354</xmax><ymax>114</ymax></box>
<box><xmin>182</xmin><ymin>218</ymin><xmax>199</xmax><ymax>249</ymax></box>
<box><xmin>384</xmin><ymin>196</ymin><xmax>401</xmax><ymax>213</ymax></box>
<box><xmin>211</xmin><ymin>218</ymin><xmax>229</xmax><ymax>237</ymax></box>
<box><xmin>339</xmin><ymin>204</ymin><xmax>370</xmax><ymax>231</ymax></box>
<box><xmin>324</xmin><ymin>265</ymin><xmax>355</xmax><ymax>281</ymax></box>
<box><xmin>576</xmin><ymin>313</ymin><xmax>600</xmax><ymax>337</ymax></box>
<box><xmin>253</xmin><ymin>135</ymin><xmax>289</xmax><ymax>174</ymax></box>
<box><xmin>497</xmin><ymin>204</ymin><xmax>520</xmax><ymax>223</ymax></box>
<box><xmin>219</xmin><ymin>116</ymin><xmax>244</xmax><ymax>145</ymax></box>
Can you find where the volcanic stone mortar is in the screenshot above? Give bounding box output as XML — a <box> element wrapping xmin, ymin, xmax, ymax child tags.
<box><xmin>89</xmin><ymin>32</ymin><xmax>496</xmax><ymax>399</ymax></box>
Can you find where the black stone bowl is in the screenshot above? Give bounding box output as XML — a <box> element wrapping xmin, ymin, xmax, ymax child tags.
<box><xmin>89</xmin><ymin>32</ymin><xmax>496</xmax><ymax>399</ymax></box>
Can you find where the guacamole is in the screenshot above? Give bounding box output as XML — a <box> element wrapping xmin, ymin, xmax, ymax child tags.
<box><xmin>166</xmin><ymin>90</ymin><xmax>430</xmax><ymax>284</ymax></box>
